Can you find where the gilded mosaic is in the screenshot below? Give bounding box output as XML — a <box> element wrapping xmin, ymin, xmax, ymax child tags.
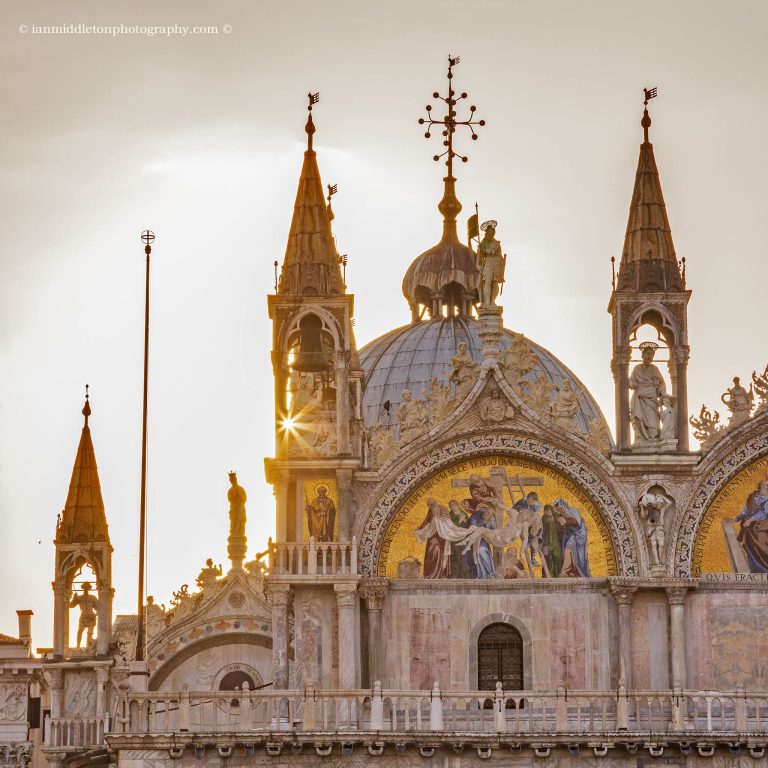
<box><xmin>302</xmin><ymin>479</ymin><xmax>339</xmax><ymax>542</ymax></box>
<box><xmin>694</xmin><ymin>454</ymin><xmax>768</xmax><ymax>574</ymax></box>
<box><xmin>378</xmin><ymin>456</ymin><xmax>615</xmax><ymax>578</ymax></box>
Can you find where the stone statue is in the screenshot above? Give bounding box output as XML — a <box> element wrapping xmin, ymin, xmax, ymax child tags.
<box><xmin>397</xmin><ymin>389</ymin><xmax>429</xmax><ymax>443</ymax></box>
<box><xmin>196</xmin><ymin>558</ymin><xmax>223</xmax><ymax>591</ymax></box>
<box><xmin>449</xmin><ymin>342</ymin><xmax>479</xmax><ymax>399</ymax></box>
<box><xmin>228</xmin><ymin>472</ymin><xmax>247</xmax><ymax>538</ymax></box>
<box><xmin>721</xmin><ymin>376</ymin><xmax>754</xmax><ymax>428</ymax></box>
<box><xmin>499</xmin><ymin>333</ymin><xmax>539</xmax><ymax>393</ymax></box>
<box><xmin>549</xmin><ymin>379</ymin><xmax>581</xmax><ymax>434</ymax></box>
<box><xmin>305</xmin><ymin>485</ymin><xmax>337</xmax><ymax>542</ymax></box>
<box><xmin>479</xmin><ymin>389</ymin><xmax>513</xmax><ymax>424</ymax></box>
<box><xmin>144</xmin><ymin>596</ymin><xmax>166</xmax><ymax>639</ymax></box>
<box><xmin>70</xmin><ymin>581</ymin><xmax>98</xmax><ymax>649</ymax></box>
<box><xmin>639</xmin><ymin>493</ymin><xmax>672</xmax><ymax>567</ymax></box>
<box><xmin>476</xmin><ymin>222</ymin><xmax>505</xmax><ymax>306</ymax></box>
<box><xmin>628</xmin><ymin>343</ymin><xmax>666</xmax><ymax>443</ymax></box>
<box><xmin>660</xmin><ymin>394</ymin><xmax>677</xmax><ymax>440</ymax></box>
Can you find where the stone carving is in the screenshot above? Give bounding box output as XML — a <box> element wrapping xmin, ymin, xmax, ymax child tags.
<box><xmin>475</xmin><ymin>221</ymin><xmax>505</xmax><ymax>307</ymax></box>
<box><xmin>425</xmin><ymin>377</ymin><xmax>455</xmax><ymax>423</ymax></box>
<box><xmin>111</xmin><ymin>616</ymin><xmax>137</xmax><ymax>664</ymax></box>
<box><xmin>521</xmin><ymin>373</ymin><xmax>558</xmax><ymax>414</ymax></box>
<box><xmin>0</xmin><ymin>744</ymin><xmax>31</xmax><ymax>768</ymax></box>
<box><xmin>586</xmin><ymin>417</ymin><xmax>612</xmax><ymax>457</ymax></box>
<box><xmin>144</xmin><ymin>596</ymin><xmax>166</xmax><ymax>639</ymax></box>
<box><xmin>639</xmin><ymin>492</ymin><xmax>672</xmax><ymax>568</ymax></box>
<box><xmin>196</xmin><ymin>559</ymin><xmax>223</xmax><ymax>591</ymax></box>
<box><xmin>70</xmin><ymin>581</ymin><xmax>98</xmax><ymax>649</ymax></box>
<box><xmin>721</xmin><ymin>376</ymin><xmax>754</xmax><ymax>428</ymax></box>
<box><xmin>169</xmin><ymin>584</ymin><xmax>197</xmax><ymax>622</ymax></box>
<box><xmin>549</xmin><ymin>379</ymin><xmax>580</xmax><ymax>434</ymax></box>
<box><xmin>369</xmin><ymin>424</ymin><xmax>397</xmax><ymax>467</ymax></box>
<box><xmin>288</xmin><ymin>372</ymin><xmax>337</xmax><ymax>457</ymax></box>
<box><xmin>305</xmin><ymin>485</ymin><xmax>336</xmax><ymax>542</ymax></box>
<box><xmin>689</xmin><ymin>404</ymin><xmax>727</xmax><ymax>451</ymax></box>
<box><xmin>449</xmin><ymin>342</ymin><xmax>480</xmax><ymax>399</ymax></box>
<box><xmin>478</xmin><ymin>388</ymin><xmax>514</xmax><ymax>424</ymax></box>
<box><xmin>0</xmin><ymin>685</ymin><xmax>26</xmax><ymax>721</ymax></box>
<box><xmin>628</xmin><ymin>342</ymin><xmax>667</xmax><ymax>444</ymax></box>
<box><xmin>227</xmin><ymin>473</ymin><xmax>247</xmax><ymax>538</ymax></box>
<box><xmin>752</xmin><ymin>365</ymin><xmax>768</xmax><ymax>417</ymax></box>
<box><xmin>660</xmin><ymin>394</ymin><xmax>676</xmax><ymax>440</ymax></box>
<box><xmin>499</xmin><ymin>333</ymin><xmax>539</xmax><ymax>392</ymax></box>
<box><xmin>397</xmin><ymin>389</ymin><xmax>430</xmax><ymax>443</ymax></box>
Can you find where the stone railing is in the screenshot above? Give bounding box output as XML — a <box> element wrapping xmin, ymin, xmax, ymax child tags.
<box><xmin>44</xmin><ymin>715</ymin><xmax>108</xmax><ymax>748</ymax></box>
<box><xmin>269</xmin><ymin>539</ymin><xmax>358</xmax><ymax>577</ymax></box>
<box><xmin>108</xmin><ymin>684</ymin><xmax>768</xmax><ymax>738</ymax></box>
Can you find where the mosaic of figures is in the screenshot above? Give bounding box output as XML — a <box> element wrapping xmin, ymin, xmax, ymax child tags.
<box><xmin>694</xmin><ymin>454</ymin><xmax>768</xmax><ymax>575</ymax></box>
<box><xmin>379</xmin><ymin>456</ymin><xmax>615</xmax><ymax>579</ymax></box>
<box><xmin>691</xmin><ymin>363</ymin><xmax>768</xmax><ymax>451</ymax></box>
<box><xmin>302</xmin><ymin>479</ymin><xmax>339</xmax><ymax>542</ymax></box>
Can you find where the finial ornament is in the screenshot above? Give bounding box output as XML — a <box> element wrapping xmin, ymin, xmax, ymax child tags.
<box><xmin>140</xmin><ymin>229</ymin><xmax>155</xmax><ymax>256</ymax></box>
<box><xmin>418</xmin><ymin>54</ymin><xmax>485</xmax><ymax>177</ymax></box>
<box><xmin>642</xmin><ymin>86</ymin><xmax>657</xmax><ymax>143</ymax></box>
<box><xmin>82</xmin><ymin>383</ymin><xmax>91</xmax><ymax>427</ymax></box>
<box><xmin>306</xmin><ymin>91</ymin><xmax>319</xmax><ymax>151</ymax></box>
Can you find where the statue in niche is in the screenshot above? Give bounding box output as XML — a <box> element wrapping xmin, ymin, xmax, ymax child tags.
<box><xmin>196</xmin><ymin>558</ymin><xmax>223</xmax><ymax>591</ymax></box>
<box><xmin>721</xmin><ymin>376</ymin><xmax>754</xmax><ymax>428</ymax></box>
<box><xmin>228</xmin><ymin>472</ymin><xmax>247</xmax><ymax>538</ymax></box>
<box><xmin>639</xmin><ymin>493</ymin><xmax>672</xmax><ymax>567</ymax></box>
<box><xmin>397</xmin><ymin>389</ymin><xmax>430</xmax><ymax>443</ymax></box>
<box><xmin>305</xmin><ymin>485</ymin><xmax>337</xmax><ymax>542</ymax></box>
<box><xmin>70</xmin><ymin>581</ymin><xmax>98</xmax><ymax>649</ymax></box>
<box><xmin>628</xmin><ymin>342</ymin><xmax>666</xmax><ymax>443</ymax></box>
<box><xmin>478</xmin><ymin>388</ymin><xmax>514</xmax><ymax>424</ymax></box>
<box><xmin>549</xmin><ymin>379</ymin><xmax>581</xmax><ymax>434</ymax></box>
<box><xmin>476</xmin><ymin>221</ymin><xmax>505</xmax><ymax>307</ymax></box>
<box><xmin>449</xmin><ymin>342</ymin><xmax>479</xmax><ymax>399</ymax></box>
<box><xmin>660</xmin><ymin>394</ymin><xmax>677</xmax><ymax>440</ymax></box>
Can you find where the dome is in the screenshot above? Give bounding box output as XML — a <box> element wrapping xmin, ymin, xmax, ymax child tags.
<box><xmin>359</xmin><ymin>316</ymin><xmax>608</xmax><ymax>436</ymax></box>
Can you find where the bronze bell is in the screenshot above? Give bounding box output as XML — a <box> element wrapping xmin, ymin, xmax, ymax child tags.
<box><xmin>292</xmin><ymin>315</ymin><xmax>329</xmax><ymax>372</ymax></box>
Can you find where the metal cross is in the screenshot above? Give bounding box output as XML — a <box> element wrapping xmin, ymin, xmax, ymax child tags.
<box><xmin>418</xmin><ymin>54</ymin><xmax>485</xmax><ymax>177</ymax></box>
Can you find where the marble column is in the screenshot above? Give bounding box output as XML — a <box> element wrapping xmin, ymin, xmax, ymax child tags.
<box><xmin>334</xmin><ymin>583</ymin><xmax>359</xmax><ymax>690</ymax></box>
<box><xmin>667</xmin><ymin>586</ymin><xmax>688</xmax><ymax>689</ymax></box>
<box><xmin>674</xmin><ymin>347</ymin><xmax>690</xmax><ymax>452</ymax></box>
<box><xmin>274</xmin><ymin>470</ymin><xmax>290</xmax><ymax>543</ymax></box>
<box><xmin>335</xmin><ymin>350</ymin><xmax>351</xmax><ymax>456</ymax></box>
<box><xmin>96</xmin><ymin>571</ymin><xmax>113</xmax><ymax>656</ymax></box>
<box><xmin>52</xmin><ymin>581</ymin><xmax>67</xmax><ymax>658</ymax></box>
<box><xmin>613</xmin><ymin>350</ymin><xmax>631</xmax><ymax>451</ymax></box>
<box><xmin>47</xmin><ymin>669</ymin><xmax>64</xmax><ymax>719</ymax></box>
<box><xmin>611</xmin><ymin>585</ymin><xmax>636</xmax><ymax>688</ymax></box>
<box><xmin>95</xmin><ymin>666</ymin><xmax>109</xmax><ymax>716</ymax></box>
<box><xmin>269</xmin><ymin>583</ymin><xmax>292</xmax><ymax>689</ymax></box>
<box><xmin>359</xmin><ymin>580</ymin><xmax>388</xmax><ymax>685</ymax></box>
<box><xmin>336</xmin><ymin>469</ymin><xmax>354</xmax><ymax>541</ymax></box>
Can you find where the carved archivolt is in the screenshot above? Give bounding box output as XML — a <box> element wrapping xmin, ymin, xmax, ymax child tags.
<box><xmin>671</xmin><ymin>427</ymin><xmax>768</xmax><ymax>576</ymax></box>
<box><xmin>356</xmin><ymin>433</ymin><xmax>641</xmax><ymax>577</ymax></box>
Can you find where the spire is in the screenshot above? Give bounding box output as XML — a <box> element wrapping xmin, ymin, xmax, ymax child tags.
<box><xmin>277</xmin><ymin>93</ymin><xmax>345</xmax><ymax>296</ymax></box>
<box><xmin>616</xmin><ymin>88</ymin><xmax>683</xmax><ymax>292</ymax></box>
<box><xmin>57</xmin><ymin>387</ymin><xmax>109</xmax><ymax>544</ymax></box>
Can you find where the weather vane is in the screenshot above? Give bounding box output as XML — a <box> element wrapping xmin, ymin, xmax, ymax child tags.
<box><xmin>642</xmin><ymin>86</ymin><xmax>657</xmax><ymax>143</ymax></box>
<box><xmin>418</xmin><ymin>54</ymin><xmax>485</xmax><ymax>178</ymax></box>
<box><xmin>305</xmin><ymin>92</ymin><xmax>320</xmax><ymax>150</ymax></box>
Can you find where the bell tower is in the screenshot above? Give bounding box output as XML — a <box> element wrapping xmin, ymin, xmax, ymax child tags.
<box><xmin>266</xmin><ymin>94</ymin><xmax>364</xmax><ymax>543</ymax></box>
<box><xmin>52</xmin><ymin>389</ymin><xmax>113</xmax><ymax>658</ymax></box>
<box><xmin>608</xmin><ymin>89</ymin><xmax>691</xmax><ymax>454</ymax></box>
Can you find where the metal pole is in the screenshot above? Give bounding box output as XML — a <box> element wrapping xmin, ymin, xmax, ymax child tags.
<box><xmin>136</xmin><ymin>230</ymin><xmax>154</xmax><ymax>662</ymax></box>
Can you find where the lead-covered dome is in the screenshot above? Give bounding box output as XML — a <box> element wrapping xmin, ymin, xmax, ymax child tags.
<box><xmin>360</xmin><ymin>316</ymin><xmax>609</xmax><ymax>436</ymax></box>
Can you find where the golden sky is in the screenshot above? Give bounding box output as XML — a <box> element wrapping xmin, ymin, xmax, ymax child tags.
<box><xmin>1</xmin><ymin>0</ymin><xmax>767</xmax><ymax>646</ymax></box>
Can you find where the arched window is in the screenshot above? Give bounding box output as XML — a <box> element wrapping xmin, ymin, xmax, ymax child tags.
<box><xmin>477</xmin><ymin>622</ymin><xmax>524</xmax><ymax>692</ymax></box>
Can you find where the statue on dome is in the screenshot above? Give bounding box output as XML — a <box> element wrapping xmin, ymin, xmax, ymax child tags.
<box><xmin>70</xmin><ymin>581</ymin><xmax>98</xmax><ymax>649</ymax></box>
<box><xmin>397</xmin><ymin>389</ymin><xmax>430</xmax><ymax>443</ymax></box>
<box><xmin>196</xmin><ymin>558</ymin><xmax>223</xmax><ymax>591</ymax></box>
<box><xmin>479</xmin><ymin>388</ymin><xmax>513</xmax><ymax>424</ymax></box>
<box><xmin>629</xmin><ymin>342</ymin><xmax>666</xmax><ymax>443</ymax></box>
<box><xmin>721</xmin><ymin>376</ymin><xmax>754</xmax><ymax>429</ymax></box>
<box><xmin>476</xmin><ymin>221</ymin><xmax>505</xmax><ymax>307</ymax></box>
<box><xmin>549</xmin><ymin>379</ymin><xmax>581</xmax><ymax>434</ymax></box>
<box><xmin>449</xmin><ymin>342</ymin><xmax>479</xmax><ymax>398</ymax></box>
<box><xmin>228</xmin><ymin>472</ymin><xmax>247</xmax><ymax>538</ymax></box>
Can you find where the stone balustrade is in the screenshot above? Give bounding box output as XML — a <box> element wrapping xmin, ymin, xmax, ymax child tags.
<box><xmin>269</xmin><ymin>538</ymin><xmax>357</xmax><ymax>577</ymax></box>
<box><xmin>104</xmin><ymin>684</ymin><xmax>768</xmax><ymax>739</ymax></box>
<box><xmin>44</xmin><ymin>714</ymin><xmax>108</xmax><ymax>748</ymax></box>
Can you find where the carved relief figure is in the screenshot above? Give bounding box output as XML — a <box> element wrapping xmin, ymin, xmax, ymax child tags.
<box><xmin>449</xmin><ymin>342</ymin><xmax>479</xmax><ymax>399</ymax></box>
<box><xmin>70</xmin><ymin>581</ymin><xmax>98</xmax><ymax>648</ymax></box>
<box><xmin>397</xmin><ymin>389</ymin><xmax>429</xmax><ymax>443</ymax></box>
<box><xmin>0</xmin><ymin>685</ymin><xmax>26</xmax><ymax>721</ymax></box>
<box><xmin>476</xmin><ymin>221</ymin><xmax>505</xmax><ymax>306</ymax></box>
<box><xmin>549</xmin><ymin>379</ymin><xmax>581</xmax><ymax>433</ymax></box>
<box><xmin>499</xmin><ymin>333</ymin><xmax>539</xmax><ymax>392</ymax></box>
<box><xmin>628</xmin><ymin>342</ymin><xmax>666</xmax><ymax>443</ymax></box>
<box><xmin>721</xmin><ymin>376</ymin><xmax>754</xmax><ymax>429</ymax></box>
<box><xmin>479</xmin><ymin>388</ymin><xmax>513</xmax><ymax>424</ymax></box>
<box><xmin>639</xmin><ymin>493</ymin><xmax>672</xmax><ymax>567</ymax></box>
<box><xmin>144</xmin><ymin>596</ymin><xmax>166</xmax><ymax>639</ymax></box>
<box><xmin>660</xmin><ymin>394</ymin><xmax>676</xmax><ymax>440</ymax></box>
<box><xmin>730</xmin><ymin>480</ymin><xmax>768</xmax><ymax>573</ymax></box>
<box><xmin>305</xmin><ymin>485</ymin><xmax>336</xmax><ymax>542</ymax></box>
<box><xmin>227</xmin><ymin>472</ymin><xmax>247</xmax><ymax>538</ymax></box>
<box><xmin>196</xmin><ymin>558</ymin><xmax>223</xmax><ymax>590</ymax></box>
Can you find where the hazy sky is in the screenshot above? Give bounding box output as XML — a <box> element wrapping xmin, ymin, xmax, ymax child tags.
<box><xmin>1</xmin><ymin>0</ymin><xmax>767</xmax><ymax>647</ymax></box>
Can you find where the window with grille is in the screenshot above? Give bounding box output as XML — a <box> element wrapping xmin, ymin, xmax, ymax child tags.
<box><xmin>477</xmin><ymin>622</ymin><xmax>524</xmax><ymax>692</ymax></box>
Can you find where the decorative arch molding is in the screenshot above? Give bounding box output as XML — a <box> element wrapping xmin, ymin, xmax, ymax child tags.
<box><xmin>149</xmin><ymin>632</ymin><xmax>274</xmax><ymax>691</ymax></box>
<box><xmin>624</xmin><ymin>301</ymin><xmax>683</xmax><ymax>346</ymax></box>
<box><xmin>356</xmin><ymin>433</ymin><xmax>641</xmax><ymax>577</ymax></box>
<box><xmin>671</xmin><ymin>427</ymin><xmax>768</xmax><ymax>576</ymax></box>
<box><xmin>278</xmin><ymin>305</ymin><xmax>342</xmax><ymax>351</ymax></box>
<box><xmin>467</xmin><ymin>612</ymin><xmax>533</xmax><ymax>691</ymax></box>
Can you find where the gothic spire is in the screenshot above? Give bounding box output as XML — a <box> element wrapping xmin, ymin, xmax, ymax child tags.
<box><xmin>616</xmin><ymin>88</ymin><xmax>683</xmax><ymax>292</ymax></box>
<box><xmin>277</xmin><ymin>93</ymin><xmax>345</xmax><ymax>296</ymax></box>
<box><xmin>56</xmin><ymin>387</ymin><xmax>109</xmax><ymax>544</ymax></box>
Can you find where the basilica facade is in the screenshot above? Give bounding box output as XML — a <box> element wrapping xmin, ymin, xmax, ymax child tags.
<box><xmin>3</xmin><ymin>62</ymin><xmax>768</xmax><ymax>768</ymax></box>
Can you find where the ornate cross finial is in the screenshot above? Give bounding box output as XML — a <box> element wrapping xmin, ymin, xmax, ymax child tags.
<box><xmin>306</xmin><ymin>91</ymin><xmax>319</xmax><ymax>151</ymax></box>
<box><xmin>642</xmin><ymin>86</ymin><xmax>657</xmax><ymax>143</ymax></box>
<box><xmin>82</xmin><ymin>383</ymin><xmax>91</xmax><ymax>427</ymax></box>
<box><xmin>418</xmin><ymin>54</ymin><xmax>485</xmax><ymax>179</ymax></box>
<box><xmin>141</xmin><ymin>229</ymin><xmax>155</xmax><ymax>256</ymax></box>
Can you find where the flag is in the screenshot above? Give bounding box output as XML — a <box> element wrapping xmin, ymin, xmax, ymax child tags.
<box><xmin>467</xmin><ymin>213</ymin><xmax>479</xmax><ymax>243</ymax></box>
